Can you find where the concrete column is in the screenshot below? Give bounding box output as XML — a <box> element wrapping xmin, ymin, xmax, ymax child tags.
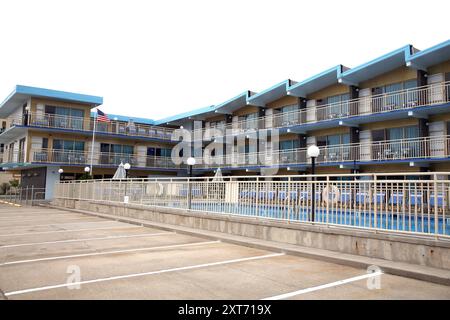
<box><xmin>350</xmin><ymin>127</ymin><xmax>360</xmax><ymax>172</ymax></box>
<box><xmin>349</xmin><ymin>86</ymin><xmax>359</xmax><ymax>116</ymax></box>
<box><xmin>298</xmin><ymin>97</ymin><xmax>307</xmax><ymax>123</ymax></box>
<box><xmin>417</xmin><ymin>70</ymin><xmax>428</xmax><ymax>87</ymax></box>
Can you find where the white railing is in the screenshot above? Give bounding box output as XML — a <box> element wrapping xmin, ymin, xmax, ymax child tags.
<box><xmin>197</xmin><ymin>81</ymin><xmax>450</xmax><ymax>138</ymax></box>
<box><xmin>54</xmin><ymin>172</ymin><xmax>450</xmax><ymax>238</ymax></box>
<box><xmin>195</xmin><ymin>135</ymin><xmax>450</xmax><ymax>168</ymax></box>
<box><xmin>9</xmin><ymin>113</ymin><xmax>175</xmax><ymax>140</ymax></box>
<box><xmin>2</xmin><ymin>135</ymin><xmax>449</xmax><ymax>170</ymax></box>
<box><xmin>28</xmin><ymin>149</ymin><xmax>182</xmax><ymax>169</ymax></box>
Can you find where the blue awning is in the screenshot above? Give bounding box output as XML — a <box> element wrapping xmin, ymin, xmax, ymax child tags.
<box><xmin>287</xmin><ymin>65</ymin><xmax>347</xmax><ymax>97</ymax></box>
<box><xmin>339</xmin><ymin>45</ymin><xmax>416</xmax><ymax>85</ymax></box>
<box><xmin>246</xmin><ymin>80</ymin><xmax>293</xmax><ymax>107</ymax></box>
<box><xmin>407</xmin><ymin>39</ymin><xmax>450</xmax><ymax>70</ymax></box>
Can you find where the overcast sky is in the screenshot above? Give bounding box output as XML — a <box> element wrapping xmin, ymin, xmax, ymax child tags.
<box><xmin>0</xmin><ymin>0</ymin><xmax>448</xmax><ymax>120</ymax></box>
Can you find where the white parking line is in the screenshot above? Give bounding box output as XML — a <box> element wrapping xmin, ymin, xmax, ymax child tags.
<box><xmin>0</xmin><ymin>232</ymin><xmax>173</xmax><ymax>248</ymax></box>
<box><xmin>0</xmin><ymin>240</ymin><xmax>221</xmax><ymax>266</ymax></box>
<box><xmin>261</xmin><ymin>271</ymin><xmax>384</xmax><ymax>300</ymax></box>
<box><xmin>0</xmin><ymin>220</ymin><xmax>118</xmax><ymax>231</ymax></box>
<box><xmin>0</xmin><ymin>225</ymin><xmax>143</xmax><ymax>238</ymax></box>
<box><xmin>0</xmin><ymin>216</ymin><xmax>86</xmax><ymax>223</ymax></box>
<box><xmin>5</xmin><ymin>252</ymin><xmax>285</xmax><ymax>297</ymax></box>
<box><xmin>0</xmin><ymin>218</ymin><xmax>106</xmax><ymax>228</ymax></box>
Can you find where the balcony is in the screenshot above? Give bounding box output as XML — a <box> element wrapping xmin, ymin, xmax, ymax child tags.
<box><xmin>21</xmin><ymin>149</ymin><xmax>183</xmax><ymax>170</ymax></box>
<box><xmin>200</xmin><ymin>81</ymin><xmax>450</xmax><ymax>139</ymax></box>
<box><xmin>193</xmin><ymin>135</ymin><xmax>450</xmax><ymax>169</ymax></box>
<box><xmin>7</xmin><ymin>113</ymin><xmax>175</xmax><ymax>141</ymax></box>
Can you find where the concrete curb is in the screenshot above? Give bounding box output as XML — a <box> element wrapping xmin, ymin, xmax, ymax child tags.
<box><xmin>45</xmin><ymin>204</ymin><xmax>450</xmax><ymax>286</ymax></box>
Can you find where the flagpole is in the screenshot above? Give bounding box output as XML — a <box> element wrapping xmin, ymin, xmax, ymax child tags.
<box><xmin>90</xmin><ymin>109</ymin><xmax>97</xmax><ymax>177</ymax></box>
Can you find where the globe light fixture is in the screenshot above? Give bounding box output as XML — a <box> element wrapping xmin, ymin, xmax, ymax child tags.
<box><xmin>307</xmin><ymin>145</ymin><xmax>320</xmax><ymax>158</ymax></box>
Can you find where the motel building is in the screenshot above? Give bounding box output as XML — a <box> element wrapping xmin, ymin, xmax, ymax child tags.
<box><xmin>0</xmin><ymin>39</ymin><xmax>449</xmax><ymax>200</ymax></box>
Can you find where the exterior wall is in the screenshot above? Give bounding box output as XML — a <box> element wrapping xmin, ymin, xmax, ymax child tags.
<box><xmin>360</xmin><ymin>164</ymin><xmax>420</xmax><ymax>173</ymax></box>
<box><xmin>307</xmin><ymin>83</ymin><xmax>349</xmax><ymax>100</ymax></box>
<box><xmin>308</xmin><ymin>126</ymin><xmax>350</xmax><ymax>137</ymax></box>
<box><xmin>266</xmin><ymin>96</ymin><xmax>297</xmax><ymax>109</ymax></box>
<box><xmin>360</xmin><ymin>118</ymin><xmax>418</xmax><ymax>131</ymax></box>
<box><xmin>428</xmin><ymin>60</ymin><xmax>450</xmax><ymax>75</ymax></box>
<box><xmin>359</xmin><ymin>66</ymin><xmax>417</xmax><ymax>90</ymax></box>
<box><xmin>232</xmin><ymin>105</ymin><xmax>260</xmax><ymax>117</ymax></box>
<box><xmin>0</xmin><ymin>171</ymin><xmax>15</xmax><ymax>184</ymax></box>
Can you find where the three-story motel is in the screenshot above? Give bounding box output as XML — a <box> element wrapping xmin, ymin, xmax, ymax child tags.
<box><xmin>0</xmin><ymin>40</ymin><xmax>449</xmax><ymax>199</ymax></box>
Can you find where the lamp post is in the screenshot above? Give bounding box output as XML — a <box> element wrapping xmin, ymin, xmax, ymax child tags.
<box><xmin>186</xmin><ymin>157</ymin><xmax>196</xmax><ymax>210</ymax></box>
<box><xmin>307</xmin><ymin>145</ymin><xmax>320</xmax><ymax>222</ymax></box>
<box><xmin>124</xmin><ymin>163</ymin><xmax>131</xmax><ymax>178</ymax></box>
<box><xmin>123</xmin><ymin>163</ymin><xmax>131</xmax><ymax>203</ymax></box>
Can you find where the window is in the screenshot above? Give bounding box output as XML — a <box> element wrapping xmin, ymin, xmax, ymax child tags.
<box><xmin>100</xmin><ymin>143</ymin><xmax>133</xmax><ymax>154</ymax></box>
<box><xmin>239</xmin><ymin>112</ymin><xmax>259</xmax><ymax>130</ymax></box>
<box><xmin>100</xmin><ymin>143</ymin><xmax>134</xmax><ymax>165</ymax></box>
<box><xmin>279</xmin><ymin>105</ymin><xmax>298</xmax><ymax>125</ymax></box>
<box><xmin>209</xmin><ymin>120</ymin><xmax>225</xmax><ymax>130</ymax></box>
<box><xmin>147</xmin><ymin>147</ymin><xmax>171</xmax><ymax>157</ymax></box>
<box><xmin>316</xmin><ymin>134</ymin><xmax>350</xmax><ymax>146</ymax></box>
<box><xmin>279</xmin><ymin>140</ymin><xmax>300</xmax><ymax>151</ymax></box>
<box><xmin>327</xmin><ymin>93</ymin><xmax>350</xmax><ymax>118</ymax></box>
<box><xmin>374</xmin><ymin>80</ymin><xmax>418</xmax><ymax>108</ymax></box>
<box><xmin>53</xmin><ymin>139</ymin><xmax>85</xmax><ymax>151</ymax></box>
<box><xmin>45</xmin><ymin>106</ymin><xmax>85</xmax><ymax>130</ymax></box>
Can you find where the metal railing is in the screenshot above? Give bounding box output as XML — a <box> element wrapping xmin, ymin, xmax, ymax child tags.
<box><xmin>54</xmin><ymin>172</ymin><xmax>450</xmax><ymax>238</ymax></box>
<box><xmin>0</xmin><ymin>187</ymin><xmax>46</xmax><ymax>206</ymax></box>
<box><xmin>8</xmin><ymin>113</ymin><xmax>175</xmax><ymax>140</ymax></box>
<box><xmin>1</xmin><ymin>134</ymin><xmax>449</xmax><ymax>170</ymax></box>
<box><xmin>194</xmin><ymin>135</ymin><xmax>450</xmax><ymax>168</ymax></box>
<box><xmin>197</xmin><ymin>81</ymin><xmax>450</xmax><ymax>138</ymax></box>
<box><xmin>28</xmin><ymin>149</ymin><xmax>182</xmax><ymax>169</ymax></box>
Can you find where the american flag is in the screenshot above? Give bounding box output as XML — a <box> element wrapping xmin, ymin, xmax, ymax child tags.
<box><xmin>96</xmin><ymin>109</ymin><xmax>110</xmax><ymax>122</ymax></box>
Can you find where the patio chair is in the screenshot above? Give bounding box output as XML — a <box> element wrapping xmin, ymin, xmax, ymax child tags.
<box><xmin>340</xmin><ymin>192</ymin><xmax>352</xmax><ymax>203</ymax></box>
<box><xmin>389</xmin><ymin>192</ymin><xmax>404</xmax><ymax>209</ymax></box>
<box><xmin>356</xmin><ymin>192</ymin><xmax>369</xmax><ymax>204</ymax></box>
<box><xmin>374</xmin><ymin>192</ymin><xmax>386</xmax><ymax>205</ymax></box>
<box><xmin>410</xmin><ymin>192</ymin><xmax>423</xmax><ymax>206</ymax></box>
<box><xmin>429</xmin><ymin>193</ymin><xmax>446</xmax><ymax>209</ymax></box>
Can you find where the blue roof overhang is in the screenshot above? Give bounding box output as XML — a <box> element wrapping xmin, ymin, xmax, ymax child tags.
<box><xmin>214</xmin><ymin>91</ymin><xmax>254</xmax><ymax>114</ymax></box>
<box><xmin>246</xmin><ymin>80</ymin><xmax>294</xmax><ymax>107</ymax></box>
<box><xmin>338</xmin><ymin>45</ymin><xmax>416</xmax><ymax>86</ymax></box>
<box><xmin>0</xmin><ymin>85</ymin><xmax>103</xmax><ymax>118</ymax></box>
<box><xmin>154</xmin><ymin>105</ymin><xmax>217</xmax><ymax>126</ymax></box>
<box><xmin>287</xmin><ymin>65</ymin><xmax>348</xmax><ymax>97</ymax></box>
<box><xmin>406</xmin><ymin>39</ymin><xmax>450</xmax><ymax>71</ymax></box>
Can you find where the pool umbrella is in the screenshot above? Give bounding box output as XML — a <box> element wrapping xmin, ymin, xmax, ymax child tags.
<box><xmin>113</xmin><ymin>162</ymin><xmax>126</xmax><ymax>180</ymax></box>
<box><xmin>213</xmin><ymin>168</ymin><xmax>223</xmax><ymax>182</ymax></box>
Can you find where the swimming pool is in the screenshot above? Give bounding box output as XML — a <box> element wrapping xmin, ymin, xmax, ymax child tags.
<box><xmin>147</xmin><ymin>201</ymin><xmax>450</xmax><ymax>235</ymax></box>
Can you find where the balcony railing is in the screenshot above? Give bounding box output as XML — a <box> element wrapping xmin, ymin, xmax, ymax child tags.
<box><xmin>194</xmin><ymin>135</ymin><xmax>450</xmax><ymax>169</ymax></box>
<box><xmin>2</xmin><ymin>135</ymin><xmax>450</xmax><ymax>170</ymax></box>
<box><xmin>8</xmin><ymin>113</ymin><xmax>175</xmax><ymax>140</ymax></box>
<box><xmin>200</xmin><ymin>81</ymin><xmax>450</xmax><ymax>138</ymax></box>
<box><xmin>27</xmin><ymin>149</ymin><xmax>181</xmax><ymax>169</ymax></box>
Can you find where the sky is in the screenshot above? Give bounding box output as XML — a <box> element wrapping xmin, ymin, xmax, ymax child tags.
<box><xmin>0</xmin><ymin>0</ymin><xmax>449</xmax><ymax>121</ymax></box>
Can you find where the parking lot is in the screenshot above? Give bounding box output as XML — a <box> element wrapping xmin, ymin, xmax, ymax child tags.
<box><xmin>0</xmin><ymin>204</ymin><xmax>449</xmax><ymax>300</ymax></box>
